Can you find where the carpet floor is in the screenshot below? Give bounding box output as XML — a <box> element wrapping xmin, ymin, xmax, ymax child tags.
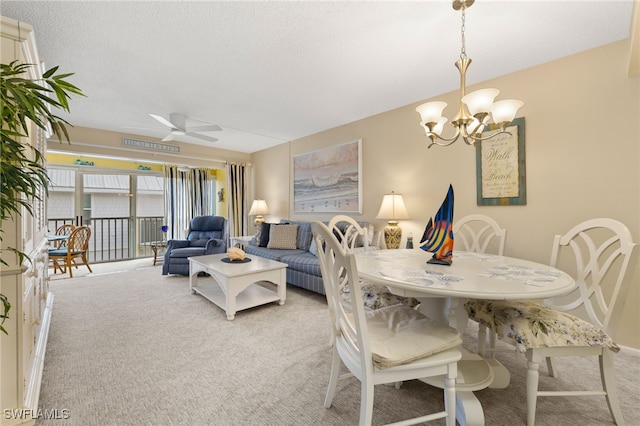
<box><xmin>36</xmin><ymin>263</ymin><xmax>639</xmax><ymax>425</ymax></box>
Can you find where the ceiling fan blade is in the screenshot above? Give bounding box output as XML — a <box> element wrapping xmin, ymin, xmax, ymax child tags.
<box><xmin>149</xmin><ymin>113</ymin><xmax>176</xmax><ymax>129</ymax></box>
<box><xmin>120</xmin><ymin>125</ymin><xmax>162</xmax><ymax>131</ymax></box>
<box><xmin>186</xmin><ymin>132</ymin><xmax>218</xmax><ymax>143</ymax></box>
<box><xmin>169</xmin><ymin>113</ymin><xmax>188</xmax><ymax>131</ymax></box>
<box><xmin>186</xmin><ymin>124</ymin><xmax>222</xmax><ymax>132</ymax></box>
<box><xmin>149</xmin><ymin>113</ymin><xmax>220</xmax><ymax>142</ymax></box>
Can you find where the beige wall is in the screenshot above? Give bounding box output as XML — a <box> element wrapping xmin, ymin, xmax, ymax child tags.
<box><xmin>250</xmin><ymin>39</ymin><xmax>640</xmax><ymax>349</ymax></box>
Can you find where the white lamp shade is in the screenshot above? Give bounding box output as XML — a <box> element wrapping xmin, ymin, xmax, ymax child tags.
<box><xmin>249</xmin><ymin>199</ymin><xmax>270</xmax><ymax>216</ymax></box>
<box><xmin>461</xmin><ymin>88</ymin><xmax>499</xmax><ymax>116</ymax></box>
<box><xmin>415</xmin><ymin>101</ymin><xmax>447</xmax><ymax>124</ymax></box>
<box><xmin>490</xmin><ymin>99</ymin><xmax>524</xmax><ymax>124</ymax></box>
<box><xmin>376</xmin><ymin>192</ymin><xmax>409</xmax><ymax>220</ymax></box>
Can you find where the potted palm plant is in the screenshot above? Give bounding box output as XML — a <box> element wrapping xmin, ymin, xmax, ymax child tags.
<box><xmin>0</xmin><ymin>60</ymin><xmax>84</xmax><ymax>334</ymax></box>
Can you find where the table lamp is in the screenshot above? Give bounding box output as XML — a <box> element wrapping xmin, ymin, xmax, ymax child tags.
<box><xmin>249</xmin><ymin>199</ymin><xmax>270</xmax><ymax>238</ymax></box>
<box><xmin>376</xmin><ymin>191</ymin><xmax>409</xmax><ymax>249</ymax></box>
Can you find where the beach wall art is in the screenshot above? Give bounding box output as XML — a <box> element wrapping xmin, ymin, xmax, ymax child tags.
<box><xmin>293</xmin><ymin>139</ymin><xmax>362</xmax><ymax>213</ymax></box>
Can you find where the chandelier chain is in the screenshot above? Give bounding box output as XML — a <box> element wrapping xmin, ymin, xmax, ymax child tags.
<box><xmin>460</xmin><ymin>7</ymin><xmax>467</xmax><ymax>60</ymax></box>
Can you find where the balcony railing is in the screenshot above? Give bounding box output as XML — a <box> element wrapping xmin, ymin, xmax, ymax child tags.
<box><xmin>48</xmin><ymin>216</ymin><xmax>165</xmax><ymax>263</ymax></box>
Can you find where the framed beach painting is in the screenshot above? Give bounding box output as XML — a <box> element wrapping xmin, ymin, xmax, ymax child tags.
<box><xmin>293</xmin><ymin>139</ymin><xmax>362</xmax><ymax>213</ymax></box>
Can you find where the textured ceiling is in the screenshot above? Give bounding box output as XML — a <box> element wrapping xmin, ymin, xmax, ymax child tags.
<box><xmin>1</xmin><ymin>1</ymin><xmax>635</xmax><ymax>153</ymax></box>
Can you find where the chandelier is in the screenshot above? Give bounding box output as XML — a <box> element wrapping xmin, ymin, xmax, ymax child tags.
<box><xmin>415</xmin><ymin>0</ymin><xmax>523</xmax><ymax>148</ymax></box>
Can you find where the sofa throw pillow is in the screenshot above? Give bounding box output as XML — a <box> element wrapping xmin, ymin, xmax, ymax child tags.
<box><xmin>279</xmin><ymin>220</ymin><xmax>313</xmax><ymax>251</ymax></box>
<box><xmin>309</xmin><ymin>234</ymin><xmax>324</xmax><ymax>257</ymax></box>
<box><xmin>258</xmin><ymin>223</ymin><xmax>273</xmax><ymax>247</ymax></box>
<box><xmin>267</xmin><ymin>224</ymin><xmax>299</xmax><ymax>249</ymax></box>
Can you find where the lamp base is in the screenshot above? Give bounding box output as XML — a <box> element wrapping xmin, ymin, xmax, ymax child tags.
<box><xmin>254</xmin><ymin>216</ymin><xmax>265</xmax><ymax>240</ymax></box>
<box><xmin>384</xmin><ymin>222</ymin><xmax>402</xmax><ymax>249</ymax></box>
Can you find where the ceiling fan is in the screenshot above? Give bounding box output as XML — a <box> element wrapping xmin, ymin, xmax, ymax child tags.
<box><xmin>149</xmin><ymin>113</ymin><xmax>222</xmax><ymax>143</ymax></box>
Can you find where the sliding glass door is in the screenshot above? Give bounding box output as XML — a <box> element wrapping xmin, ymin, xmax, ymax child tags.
<box><xmin>47</xmin><ymin>168</ymin><xmax>164</xmax><ymax>263</ymax></box>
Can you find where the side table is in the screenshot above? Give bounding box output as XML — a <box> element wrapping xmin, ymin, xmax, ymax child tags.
<box><xmin>150</xmin><ymin>241</ymin><xmax>168</xmax><ymax>265</ymax></box>
<box><xmin>230</xmin><ymin>235</ymin><xmax>254</xmax><ymax>249</ymax></box>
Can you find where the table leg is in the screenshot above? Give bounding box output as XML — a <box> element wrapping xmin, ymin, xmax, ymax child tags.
<box><xmin>151</xmin><ymin>244</ymin><xmax>159</xmax><ymax>265</ymax></box>
<box><xmin>225</xmin><ymin>281</ymin><xmax>237</xmax><ymax>321</ymax></box>
<box><xmin>189</xmin><ymin>263</ymin><xmax>195</xmax><ymax>293</ymax></box>
<box><xmin>418</xmin><ymin>297</ymin><xmax>468</xmax><ymax>334</ymax></box>
<box><xmin>418</xmin><ymin>297</ymin><xmax>492</xmax><ymax>426</ymax></box>
<box><xmin>418</xmin><ymin>298</ymin><xmax>449</xmax><ymax>327</ymax></box>
<box><xmin>277</xmin><ymin>268</ymin><xmax>286</xmax><ymax>305</ymax></box>
<box><xmin>189</xmin><ymin>262</ymin><xmax>205</xmax><ymax>294</ymax></box>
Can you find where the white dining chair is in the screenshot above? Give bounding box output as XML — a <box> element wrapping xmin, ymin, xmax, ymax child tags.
<box><xmin>464</xmin><ymin>218</ymin><xmax>638</xmax><ymax>426</ymax></box>
<box><xmin>454</xmin><ymin>214</ymin><xmax>506</xmax><ymax>256</ymax></box>
<box><xmin>325</xmin><ymin>215</ymin><xmax>419</xmax><ymax>311</ymax></box>
<box><xmin>454</xmin><ymin>214</ymin><xmax>507</xmax><ymax>355</ymax></box>
<box><xmin>312</xmin><ymin>221</ymin><xmax>462</xmax><ymax>426</ymax></box>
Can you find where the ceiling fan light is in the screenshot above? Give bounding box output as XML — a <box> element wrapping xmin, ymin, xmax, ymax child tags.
<box><xmin>461</xmin><ymin>88</ymin><xmax>499</xmax><ymax>116</ymax></box>
<box><xmin>415</xmin><ymin>101</ymin><xmax>447</xmax><ymax>124</ymax></box>
<box><xmin>490</xmin><ymin>99</ymin><xmax>524</xmax><ymax>125</ymax></box>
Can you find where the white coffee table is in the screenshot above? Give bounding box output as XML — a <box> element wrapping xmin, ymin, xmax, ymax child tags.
<box><xmin>189</xmin><ymin>253</ymin><xmax>287</xmax><ymax>320</ymax></box>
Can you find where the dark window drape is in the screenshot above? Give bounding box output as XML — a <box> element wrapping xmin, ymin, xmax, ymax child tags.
<box><xmin>163</xmin><ymin>166</ymin><xmax>213</xmax><ymax>239</ymax></box>
<box><xmin>226</xmin><ymin>162</ymin><xmax>250</xmax><ymax>238</ymax></box>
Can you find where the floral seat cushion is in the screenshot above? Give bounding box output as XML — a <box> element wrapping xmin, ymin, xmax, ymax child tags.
<box><xmin>342</xmin><ymin>279</ymin><xmax>420</xmax><ymax>311</ymax></box>
<box><xmin>464</xmin><ymin>299</ymin><xmax>619</xmax><ymax>354</ymax></box>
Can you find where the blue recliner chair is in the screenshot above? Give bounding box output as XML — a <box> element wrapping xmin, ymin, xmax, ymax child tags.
<box><xmin>162</xmin><ymin>215</ymin><xmax>228</xmax><ymax>275</ymax></box>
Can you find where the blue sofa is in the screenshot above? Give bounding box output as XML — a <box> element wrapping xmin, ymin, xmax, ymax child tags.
<box><xmin>243</xmin><ymin>219</ymin><xmax>378</xmax><ymax>295</ymax></box>
<box><xmin>243</xmin><ymin>219</ymin><xmax>420</xmax><ymax>310</ymax></box>
<box><xmin>243</xmin><ymin>220</ymin><xmax>325</xmax><ymax>294</ymax></box>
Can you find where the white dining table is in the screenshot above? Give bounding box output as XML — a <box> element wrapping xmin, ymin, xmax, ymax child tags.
<box><xmin>354</xmin><ymin>249</ymin><xmax>576</xmax><ymax>426</ymax></box>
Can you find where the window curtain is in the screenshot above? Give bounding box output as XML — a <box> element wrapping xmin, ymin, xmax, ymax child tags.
<box><xmin>226</xmin><ymin>162</ymin><xmax>251</xmax><ymax>239</ymax></box>
<box><xmin>163</xmin><ymin>166</ymin><xmax>213</xmax><ymax>239</ymax></box>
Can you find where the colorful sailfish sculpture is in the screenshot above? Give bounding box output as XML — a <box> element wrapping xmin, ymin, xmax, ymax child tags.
<box><xmin>420</xmin><ymin>185</ymin><xmax>454</xmax><ymax>265</ymax></box>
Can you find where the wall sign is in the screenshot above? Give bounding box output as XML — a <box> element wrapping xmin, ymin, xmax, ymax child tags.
<box><xmin>122</xmin><ymin>137</ymin><xmax>180</xmax><ymax>153</ymax></box>
<box><xmin>475</xmin><ymin>117</ymin><xmax>526</xmax><ymax>206</ymax></box>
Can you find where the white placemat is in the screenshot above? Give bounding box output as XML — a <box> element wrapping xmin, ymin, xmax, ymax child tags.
<box><xmin>478</xmin><ymin>264</ymin><xmax>562</xmax><ymax>286</ymax></box>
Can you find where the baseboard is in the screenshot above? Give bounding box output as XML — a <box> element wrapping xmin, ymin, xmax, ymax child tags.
<box><xmin>23</xmin><ymin>291</ymin><xmax>54</xmax><ymax>411</ymax></box>
<box><xmin>619</xmin><ymin>344</ymin><xmax>640</xmax><ymax>357</ymax></box>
